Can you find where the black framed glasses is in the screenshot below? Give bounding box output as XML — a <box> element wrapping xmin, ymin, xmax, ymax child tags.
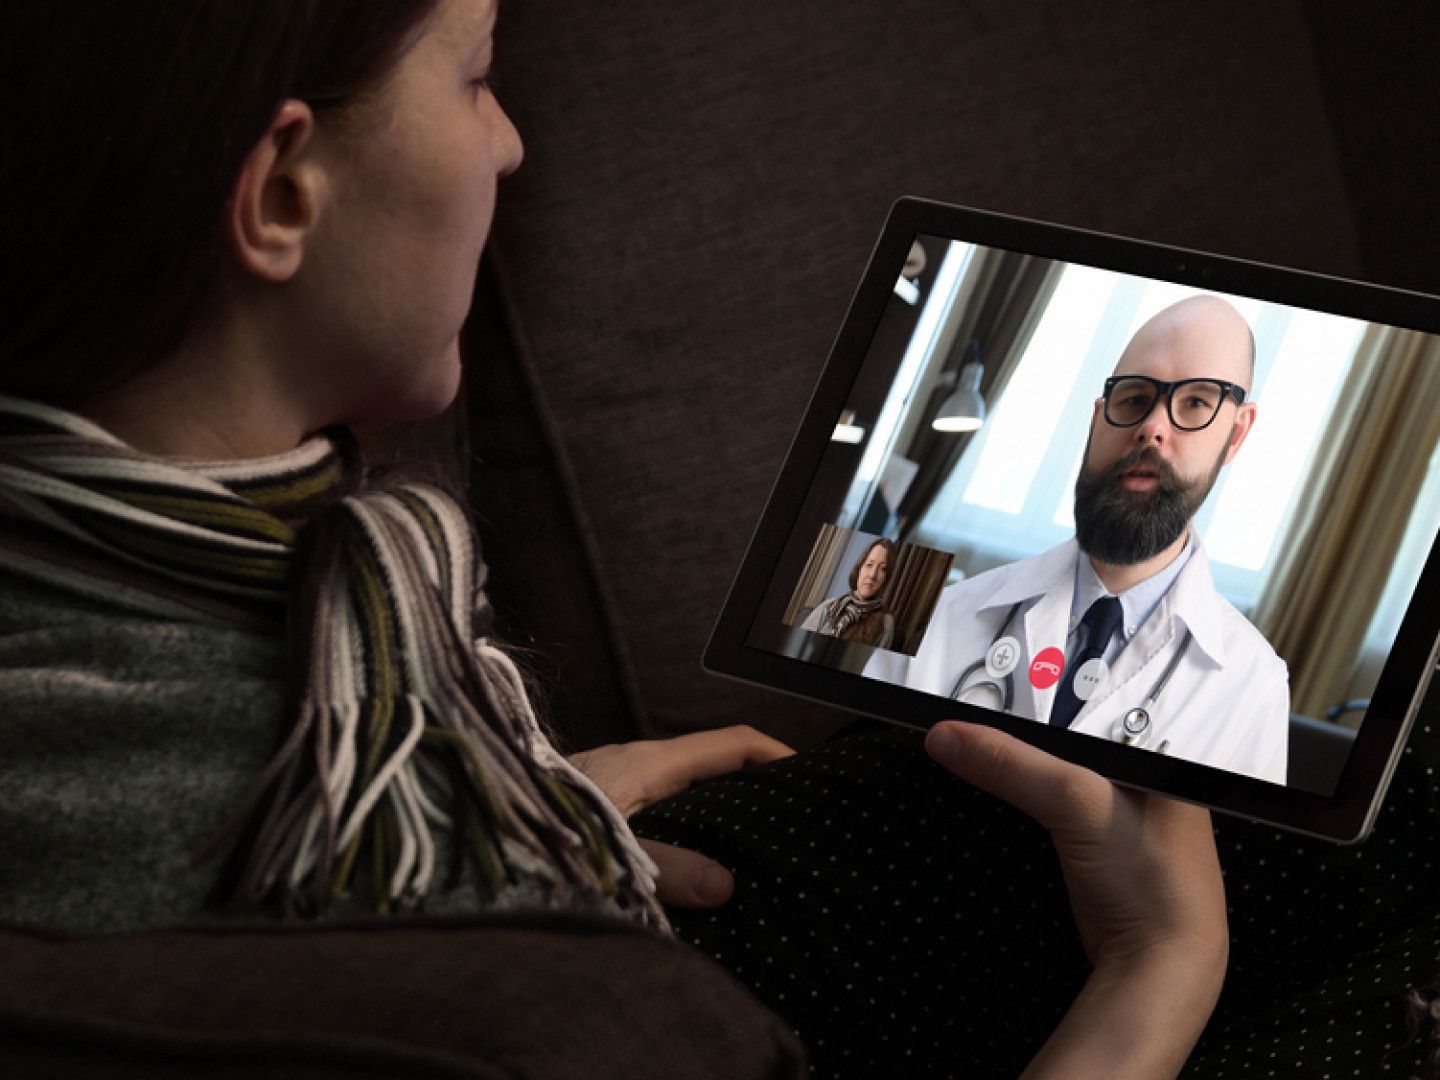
<box><xmin>1102</xmin><ymin>375</ymin><xmax>1247</xmax><ymax>432</ymax></box>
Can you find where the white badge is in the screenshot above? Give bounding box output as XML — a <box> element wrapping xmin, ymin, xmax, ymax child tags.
<box><xmin>985</xmin><ymin>636</ymin><xmax>1022</xmax><ymax>679</ymax></box>
<box><xmin>1072</xmin><ymin>657</ymin><xmax>1108</xmax><ymax>702</ymax></box>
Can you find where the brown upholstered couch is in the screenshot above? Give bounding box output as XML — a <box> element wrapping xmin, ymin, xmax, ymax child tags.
<box><xmin>6</xmin><ymin>2</ymin><xmax>1439</xmax><ymax>1074</ymax></box>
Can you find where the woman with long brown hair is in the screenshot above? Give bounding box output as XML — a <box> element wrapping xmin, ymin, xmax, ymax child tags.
<box><xmin>800</xmin><ymin>538</ymin><xmax>898</xmax><ymax>648</ymax></box>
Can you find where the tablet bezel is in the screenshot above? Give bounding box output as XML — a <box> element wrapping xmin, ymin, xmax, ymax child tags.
<box><xmin>705</xmin><ymin>197</ymin><xmax>1440</xmax><ymax>843</ymax></box>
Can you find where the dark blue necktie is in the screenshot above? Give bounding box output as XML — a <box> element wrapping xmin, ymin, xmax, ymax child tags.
<box><xmin>1049</xmin><ymin>595</ymin><xmax>1123</xmax><ymax>728</ymax></box>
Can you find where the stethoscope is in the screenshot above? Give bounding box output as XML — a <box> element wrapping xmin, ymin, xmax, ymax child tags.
<box><xmin>950</xmin><ymin>602</ymin><xmax>1025</xmax><ymax>712</ymax></box>
<box><xmin>950</xmin><ymin>601</ymin><xmax>1193</xmax><ymax>749</ymax></box>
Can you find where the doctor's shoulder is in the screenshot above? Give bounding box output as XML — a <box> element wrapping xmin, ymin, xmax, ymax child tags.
<box><xmin>933</xmin><ymin>561</ymin><xmax>1016</xmax><ymax>613</ymax></box>
<box><xmin>1214</xmin><ymin>594</ymin><xmax>1288</xmax><ymax>680</ymax></box>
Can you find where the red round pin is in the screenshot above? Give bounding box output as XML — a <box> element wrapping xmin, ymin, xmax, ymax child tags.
<box><xmin>1028</xmin><ymin>647</ymin><xmax>1066</xmax><ymax>690</ymax></box>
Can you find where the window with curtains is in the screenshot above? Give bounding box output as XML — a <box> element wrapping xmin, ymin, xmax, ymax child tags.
<box><xmin>1366</xmin><ymin>438</ymin><xmax>1440</xmax><ymax>651</ymax></box>
<box><xmin>910</xmin><ymin>266</ymin><xmax>1367</xmax><ymax>614</ymax></box>
<box><xmin>1346</xmin><ymin>434</ymin><xmax>1440</xmax><ymax>702</ymax></box>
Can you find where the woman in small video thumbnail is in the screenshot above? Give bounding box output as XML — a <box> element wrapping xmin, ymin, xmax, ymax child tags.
<box><xmin>799</xmin><ymin>538</ymin><xmax>896</xmax><ymax>648</ymax></box>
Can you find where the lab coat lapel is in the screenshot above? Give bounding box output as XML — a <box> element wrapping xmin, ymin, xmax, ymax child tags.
<box><xmin>1074</xmin><ymin>538</ymin><xmax>1224</xmax><ymax>723</ymax></box>
<box><xmin>1076</xmin><ymin>595</ymin><xmax>1177</xmax><ymax>723</ymax></box>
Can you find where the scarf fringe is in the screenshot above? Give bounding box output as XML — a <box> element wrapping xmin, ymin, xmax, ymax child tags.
<box><xmin>0</xmin><ymin>402</ymin><xmax>665</xmax><ymax>928</ymax></box>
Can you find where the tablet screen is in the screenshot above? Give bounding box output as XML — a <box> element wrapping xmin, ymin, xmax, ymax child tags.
<box><xmin>732</xmin><ymin>205</ymin><xmax>1440</xmax><ymax>816</ymax></box>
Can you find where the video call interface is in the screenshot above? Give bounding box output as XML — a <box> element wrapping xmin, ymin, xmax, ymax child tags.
<box><xmin>746</xmin><ymin>233</ymin><xmax>1440</xmax><ymax>795</ymax></box>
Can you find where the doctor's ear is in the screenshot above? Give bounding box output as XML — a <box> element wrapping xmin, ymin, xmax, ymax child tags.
<box><xmin>225</xmin><ymin>99</ymin><xmax>330</xmax><ymax>283</ymax></box>
<box><xmin>1222</xmin><ymin>401</ymin><xmax>1258</xmax><ymax>465</ymax></box>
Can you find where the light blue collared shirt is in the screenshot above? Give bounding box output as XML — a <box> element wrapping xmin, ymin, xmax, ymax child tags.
<box><xmin>1066</xmin><ymin>536</ymin><xmax>1195</xmax><ymax>666</ymax></box>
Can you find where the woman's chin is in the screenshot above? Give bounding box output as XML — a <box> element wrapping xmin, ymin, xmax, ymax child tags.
<box><xmin>351</xmin><ymin>349</ymin><xmax>464</xmax><ymax>429</ymax></box>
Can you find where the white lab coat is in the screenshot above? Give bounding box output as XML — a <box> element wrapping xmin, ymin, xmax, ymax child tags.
<box><xmin>865</xmin><ymin>538</ymin><xmax>1290</xmax><ymax>784</ymax></box>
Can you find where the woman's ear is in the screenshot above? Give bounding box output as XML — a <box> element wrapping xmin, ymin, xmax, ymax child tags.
<box><xmin>226</xmin><ymin>99</ymin><xmax>328</xmax><ymax>282</ymax></box>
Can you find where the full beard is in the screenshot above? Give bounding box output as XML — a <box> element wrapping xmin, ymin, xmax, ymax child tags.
<box><xmin>1073</xmin><ymin>442</ymin><xmax>1226</xmax><ymax>567</ymax></box>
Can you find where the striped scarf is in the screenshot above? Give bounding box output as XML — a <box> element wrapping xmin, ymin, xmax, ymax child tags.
<box><xmin>0</xmin><ymin>395</ymin><xmax>664</xmax><ymax>926</ymax></box>
<box><xmin>827</xmin><ymin>592</ymin><xmax>884</xmax><ymax>638</ymax></box>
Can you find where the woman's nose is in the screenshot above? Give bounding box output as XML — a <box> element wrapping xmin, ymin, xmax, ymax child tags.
<box><xmin>491</xmin><ymin>96</ymin><xmax>524</xmax><ymax>178</ymax></box>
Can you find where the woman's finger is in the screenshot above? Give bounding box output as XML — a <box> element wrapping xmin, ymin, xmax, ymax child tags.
<box><xmin>570</xmin><ymin>726</ymin><xmax>794</xmax><ymax>816</ymax></box>
<box><xmin>924</xmin><ymin>720</ymin><xmax>1112</xmax><ymax>832</ymax></box>
<box><xmin>638</xmin><ymin>838</ymin><xmax>735</xmax><ymax>908</ymax></box>
<box><xmin>638</xmin><ymin>726</ymin><xmax>795</xmax><ymax>807</ymax></box>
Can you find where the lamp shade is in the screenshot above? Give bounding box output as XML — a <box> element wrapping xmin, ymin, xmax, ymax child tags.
<box><xmin>832</xmin><ymin>408</ymin><xmax>865</xmax><ymax>444</ymax></box>
<box><xmin>932</xmin><ymin>360</ymin><xmax>986</xmax><ymax>432</ymax></box>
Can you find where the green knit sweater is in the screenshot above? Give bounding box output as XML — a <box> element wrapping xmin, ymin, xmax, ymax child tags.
<box><xmin>0</xmin><ymin>569</ymin><xmax>283</xmax><ymax>930</ymax></box>
<box><xmin>0</xmin><ymin>570</ymin><xmax>570</xmax><ymax>931</ymax></box>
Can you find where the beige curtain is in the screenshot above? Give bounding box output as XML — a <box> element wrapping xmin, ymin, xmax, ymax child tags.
<box><xmin>783</xmin><ymin>524</ymin><xmax>850</xmax><ymax>625</ymax></box>
<box><xmin>885</xmin><ymin>543</ymin><xmax>955</xmax><ymax>654</ymax></box>
<box><xmin>970</xmin><ymin>259</ymin><xmax>1064</xmax><ymax>420</ymax></box>
<box><xmin>1251</xmin><ymin>326</ymin><xmax>1440</xmax><ymax>718</ymax></box>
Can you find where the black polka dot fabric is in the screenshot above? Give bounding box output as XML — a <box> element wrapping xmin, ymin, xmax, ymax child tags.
<box><xmin>1191</xmin><ymin>710</ymin><xmax>1440</xmax><ymax>1079</ymax></box>
<box><xmin>631</xmin><ymin>712</ymin><xmax>1439</xmax><ymax>1078</ymax></box>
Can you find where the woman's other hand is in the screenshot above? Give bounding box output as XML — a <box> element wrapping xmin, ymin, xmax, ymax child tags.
<box><xmin>925</xmin><ymin>720</ymin><xmax>1227</xmax><ymax>1080</ymax></box>
<box><xmin>571</xmin><ymin>726</ymin><xmax>793</xmax><ymax>909</ymax></box>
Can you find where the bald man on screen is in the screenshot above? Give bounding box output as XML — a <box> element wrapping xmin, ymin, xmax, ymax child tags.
<box><xmin>867</xmin><ymin>297</ymin><xmax>1290</xmax><ymax>784</ymax></box>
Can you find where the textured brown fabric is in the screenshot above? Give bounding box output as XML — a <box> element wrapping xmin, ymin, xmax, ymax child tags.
<box><xmin>478</xmin><ymin>0</ymin><xmax>1362</xmax><ymax>743</ymax></box>
<box><xmin>1301</xmin><ymin>0</ymin><xmax>1440</xmax><ymax>292</ymax></box>
<box><xmin>464</xmin><ymin>262</ymin><xmax>641</xmax><ymax>752</ymax></box>
<box><xmin>0</xmin><ymin>913</ymin><xmax>806</xmax><ymax>1078</ymax></box>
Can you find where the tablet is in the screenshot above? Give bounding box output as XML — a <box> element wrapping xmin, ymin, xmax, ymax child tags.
<box><xmin>707</xmin><ymin>197</ymin><xmax>1440</xmax><ymax>842</ymax></box>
